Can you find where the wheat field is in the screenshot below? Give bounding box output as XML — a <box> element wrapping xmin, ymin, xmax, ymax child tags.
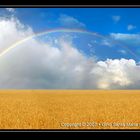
<box><xmin>0</xmin><ymin>90</ymin><xmax>140</xmax><ymax>129</ymax></box>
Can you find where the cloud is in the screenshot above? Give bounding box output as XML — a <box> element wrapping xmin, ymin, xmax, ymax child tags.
<box><xmin>112</xmin><ymin>16</ymin><xmax>121</xmax><ymax>23</ymax></box>
<box><xmin>127</xmin><ymin>24</ymin><xmax>136</xmax><ymax>31</ymax></box>
<box><xmin>101</xmin><ymin>39</ymin><xmax>112</xmax><ymax>47</ymax></box>
<box><xmin>6</xmin><ymin>8</ymin><xmax>15</xmax><ymax>13</ymax></box>
<box><xmin>110</xmin><ymin>33</ymin><xmax>140</xmax><ymax>46</ymax></box>
<box><xmin>92</xmin><ymin>59</ymin><xmax>140</xmax><ymax>89</ymax></box>
<box><xmin>110</xmin><ymin>33</ymin><xmax>139</xmax><ymax>40</ymax></box>
<box><xmin>0</xmin><ymin>16</ymin><xmax>140</xmax><ymax>89</ymax></box>
<box><xmin>0</xmin><ymin>16</ymin><xmax>33</xmax><ymax>53</ymax></box>
<box><xmin>118</xmin><ymin>49</ymin><xmax>127</xmax><ymax>55</ymax></box>
<box><xmin>58</xmin><ymin>14</ymin><xmax>85</xmax><ymax>29</ymax></box>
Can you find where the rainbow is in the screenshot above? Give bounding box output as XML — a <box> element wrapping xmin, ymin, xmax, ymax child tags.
<box><xmin>0</xmin><ymin>28</ymin><xmax>99</xmax><ymax>57</ymax></box>
<box><xmin>0</xmin><ymin>28</ymin><xmax>139</xmax><ymax>60</ymax></box>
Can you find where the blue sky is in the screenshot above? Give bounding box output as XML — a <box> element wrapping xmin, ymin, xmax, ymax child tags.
<box><xmin>2</xmin><ymin>8</ymin><xmax>140</xmax><ymax>61</ymax></box>
<box><xmin>2</xmin><ymin>8</ymin><xmax>138</xmax><ymax>61</ymax></box>
<box><xmin>12</xmin><ymin>8</ymin><xmax>140</xmax><ymax>34</ymax></box>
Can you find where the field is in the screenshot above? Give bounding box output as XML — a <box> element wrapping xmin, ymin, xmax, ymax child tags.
<box><xmin>0</xmin><ymin>90</ymin><xmax>140</xmax><ymax>129</ymax></box>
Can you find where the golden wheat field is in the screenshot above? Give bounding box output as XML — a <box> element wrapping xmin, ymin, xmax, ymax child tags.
<box><xmin>0</xmin><ymin>90</ymin><xmax>140</xmax><ymax>129</ymax></box>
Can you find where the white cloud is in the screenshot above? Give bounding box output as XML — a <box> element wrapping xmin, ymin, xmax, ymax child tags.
<box><xmin>127</xmin><ymin>24</ymin><xmax>136</xmax><ymax>31</ymax></box>
<box><xmin>58</xmin><ymin>14</ymin><xmax>85</xmax><ymax>29</ymax></box>
<box><xmin>110</xmin><ymin>33</ymin><xmax>140</xmax><ymax>46</ymax></box>
<box><xmin>110</xmin><ymin>33</ymin><xmax>139</xmax><ymax>40</ymax></box>
<box><xmin>101</xmin><ymin>39</ymin><xmax>112</xmax><ymax>47</ymax></box>
<box><xmin>118</xmin><ymin>49</ymin><xmax>127</xmax><ymax>55</ymax></box>
<box><xmin>0</xmin><ymin>17</ymin><xmax>33</xmax><ymax>53</ymax></box>
<box><xmin>112</xmin><ymin>16</ymin><xmax>121</xmax><ymax>23</ymax></box>
<box><xmin>6</xmin><ymin>8</ymin><xmax>15</xmax><ymax>13</ymax></box>
<box><xmin>91</xmin><ymin>59</ymin><xmax>140</xmax><ymax>89</ymax></box>
<box><xmin>0</xmin><ymin>16</ymin><xmax>140</xmax><ymax>89</ymax></box>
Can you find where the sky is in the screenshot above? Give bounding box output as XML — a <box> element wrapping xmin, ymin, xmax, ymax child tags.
<box><xmin>0</xmin><ymin>8</ymin><xmax>140</xmax><ymax>89</ymax></box>
<box><xmin>14</xmin><ymin>8</ymin><xmax>140</xmax><ymax>33</ymax></box>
